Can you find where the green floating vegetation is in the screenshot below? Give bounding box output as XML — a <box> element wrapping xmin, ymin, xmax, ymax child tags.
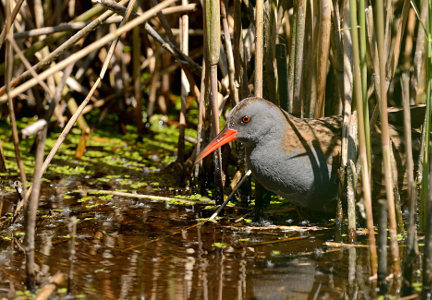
<box><xmin>213</xmin><ymin>242</ymin><xmax>228</xmax><ymax>249</ymax></box>
<box><xmin>99</xmin><ymin>194</ymin><xmax>113</xmax><ymax>201</ymax></box>
<box><xmin>203</xmin><ymin>205</ymin><xmax>217</xmax><ymax>211</ymax></box>
<box><xmin>78</xmin><ymin>196</ymin><xmax>93</xmax><ymax>203</ymax></box>
<box><xmin>167</xmin><ymin>199</ymin><xmax>194</xmax><ymax>206</ymax></box>
<box><xmin>187</xmin><ymin>194</ymin><xmax>213</xmax><ymax>202</ymax></box>
<box><xmin>238</xmin><ymin>238</ymin><xmax>249</xmax><ymax>242</ymax></box>
<box><xmin>85</xmin><ymin>203</ymin><xmax>100</xmax><ymax>209</ymax></box>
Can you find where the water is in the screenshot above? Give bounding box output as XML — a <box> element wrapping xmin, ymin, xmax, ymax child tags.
<box><xmin>0</xmin><ymin>174</ymin><xmax>387</xmax><ymax>299</ymax></box>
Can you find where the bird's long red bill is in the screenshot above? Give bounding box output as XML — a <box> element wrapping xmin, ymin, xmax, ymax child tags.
<box><xmin>194</xmin><ymin>127</ymin><xmax>238</xmax><ymax>163</ymax></box>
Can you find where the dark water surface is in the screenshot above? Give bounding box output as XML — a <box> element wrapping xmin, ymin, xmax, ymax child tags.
<box><xmin>1</xmin><ymin>174</ymin><xmax>384</xmax><ymax>299</ymax></box>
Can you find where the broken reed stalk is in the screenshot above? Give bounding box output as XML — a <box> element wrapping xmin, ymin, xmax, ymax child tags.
<box><xmin>348</xmin><ymin>0</ymin><xmax>377</xmax><ymax>275</ymax></box>
<box><xmin>24</xmin><ymin>126</ymin><xmax>46</xmax><ymax>290</ymax></box>
<box><xmin>177</xmin><ymin>0</ymin><xmax>189</xmax><ymax>186</ymax></box>
<box><xmin>13</xmin><ymin>0</ymin><xmax>177</xmax><ymax>218</ymax></box>
<box><xmin>5</xmin><ymin>4</ymin><xmax>27</xmax><ymax>197</ymax></box>
<box><xmin>375</xmin><ymin>0</ymin><xmax>401</xmax><ymax>276</ymax></box>
<box><xmin>401</xmin><ymin>72</ymin><xmax>418</xmax><ymax>296</ymax></box>
<box><xmin>292</xmin><ymin>0</ymin><xmax>306</xmax><ymax>116</ymax></box>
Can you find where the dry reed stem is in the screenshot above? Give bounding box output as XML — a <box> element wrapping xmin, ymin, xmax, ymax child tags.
<box><xmin>5</xmin><ymin>3</ymin><xmax>27</xmax><ymax>197</ymax></box>
<box><xmin>388</xmin><ymin>1</ymin><xmax>410</xmax><ymax>78</ymax></box>
<box><xmin>221</xmin><ymin>0</ymin><xmax>239</xmax><ymax>105</ymax></box>
<box><xmin>314</xmin><ymin>0</ymin><xmax>331</xmax><ymax>117</ymax></box>
<box><xmin>13</xmin><ymin>17</ymin><xmax>122</xmax><ymax>39</ymax></box>
<box><xmin>151</xmin><ymin>0</ymin><xmax>177</xmax><ymax>44</ymax></box>
<box><xmin>375</xmin><ymin>0</ymin><xmax>401</xmax><ymax>276</ymax></box>
<box><xmin>98</xmin><ymin>0</ymin><xmax>202</xmax><ymax>76</ymax></box>
<box><xmin>177</xmin><ymin>0</ymin><xmax>189</xmax><ymax>184</ymax></box>
<box><xmin>401</xmin><ymin>72</ymin><xmax>418</xmax><ymax>295</ymax></box>
<box><xmin>133</xmin><ymin>22</ymin><xmax>143</xmax><ymax>134</ymax></box>
<box><xmin>349</xmin><ymin>0</ymin><xmax>377</xmax><ymax>275</ymax></box>
<box><xmin>292</xmin><ymin>0</ymin><xmax>306</xmax><ymax>116</ymax></box>
<box><xmin>0</xmin><ymin>0</ymin><xmax>25</xmax><ymax>49</ymax></box>
<box><xmin>8</xmin><ymin>36</ymin><xmax>54</xmax><ymax>99</ymax></box>
<box><xmin>0</xmin><ymin>0</ymin><xmax>176</xmax><ymax>103</ymax></box>
<box><xmin>0</xmin><ymin>0</ymin><xmax>128</xmax><ymax>97</ymax></box>
<box><xmin>254</xmin><ymin>0</ymin><xmax>264</xmax><ymax>98</ymax></box>
<box><xmin>0</xmin><ymin>3</ymin><xmax>121</xmax><ymax>97</ymax></box>
<box><xmin>24</xmin><ymin>126</ymin><xmax>46</xmax><ymax>290</ymax></box>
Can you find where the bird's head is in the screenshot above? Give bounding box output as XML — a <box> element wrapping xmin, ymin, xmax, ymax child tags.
<box><xmin>194</xmin><ymin>97</ymin><xmax>284</xmax><ymax>163</ymax></box>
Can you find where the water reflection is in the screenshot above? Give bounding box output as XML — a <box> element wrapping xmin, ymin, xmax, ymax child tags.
<box><xmin>1</xmin><ymin>188</ymin><xmax>380</xmax><ymax>299</ymax></box>
<box><xmin>251</xmin><ymin>258</ymin><xmax>316</xmax><ymax>300</ymax></box>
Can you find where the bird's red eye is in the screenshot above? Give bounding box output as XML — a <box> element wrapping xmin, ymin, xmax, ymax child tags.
<box><xmin>242</xmin><ymin>115</ymin><xmax>251</xmax><ymax>123</ymax></box>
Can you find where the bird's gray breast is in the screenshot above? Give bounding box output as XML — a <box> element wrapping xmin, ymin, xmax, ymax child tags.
<box><xmin>246</xmin><ymin>141</ymin><xmax>338</xmax><ymax>212</ymax></box>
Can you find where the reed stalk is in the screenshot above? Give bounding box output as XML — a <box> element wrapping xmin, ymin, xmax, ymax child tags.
<box><xmin>255</xmin><ymin>0</ymin><xmax>264</xmax><ymax>98</ymax></box>
<box><xmin>375</xmin><ymin>0</ymin><xmax>401</xmax><ymax>276</ymax></box>
<box><xmin>314</xmin><ymin>0</ymin><xmax>331</xmax><ymax>117</ymax></box>
<box><xmin>422</xmin><ymin>1</ymin><xmax>432</xmax><ymax>296</ymax></box>
<box><xmin>24</xmin><ymin>126</ymin><xmax>46</xmax><ymax>290</ymax></box>
<box><xmin>204</xmin><ymin>0</ymin><xmax>223</xmax><ymax>204</ymax></box>
<box><xmin>377</xmin><ymin>199</ymin><xmax>388</xmax><ymax>295</ymax></box>
<box><xmin>349</xmin><ymin>0</ymin><xmax>377</xmax><ymax>275</ymax></box>
<box><xmin>177</xmin><ymin>0</ymin><xmax>189</xmax><ymax>186</ymax></box>
<box><xmin>292</xmin><ymin>0</ymin><xmax>306</xmax><ymax>116</ymax></box>
<box><xmin>358</xmin><ymin>0</ymin><xmax>370</xmax><ymax>169</ymax></box>
<box><xmin>401</xmin><ymin>72</ymin><xmax>418</xmax><ymax>296</ymax></box>
<box><xmin>221</xmin><ymin>0</ymin><xmax>239</xmax><ymax>105</ymax></box>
